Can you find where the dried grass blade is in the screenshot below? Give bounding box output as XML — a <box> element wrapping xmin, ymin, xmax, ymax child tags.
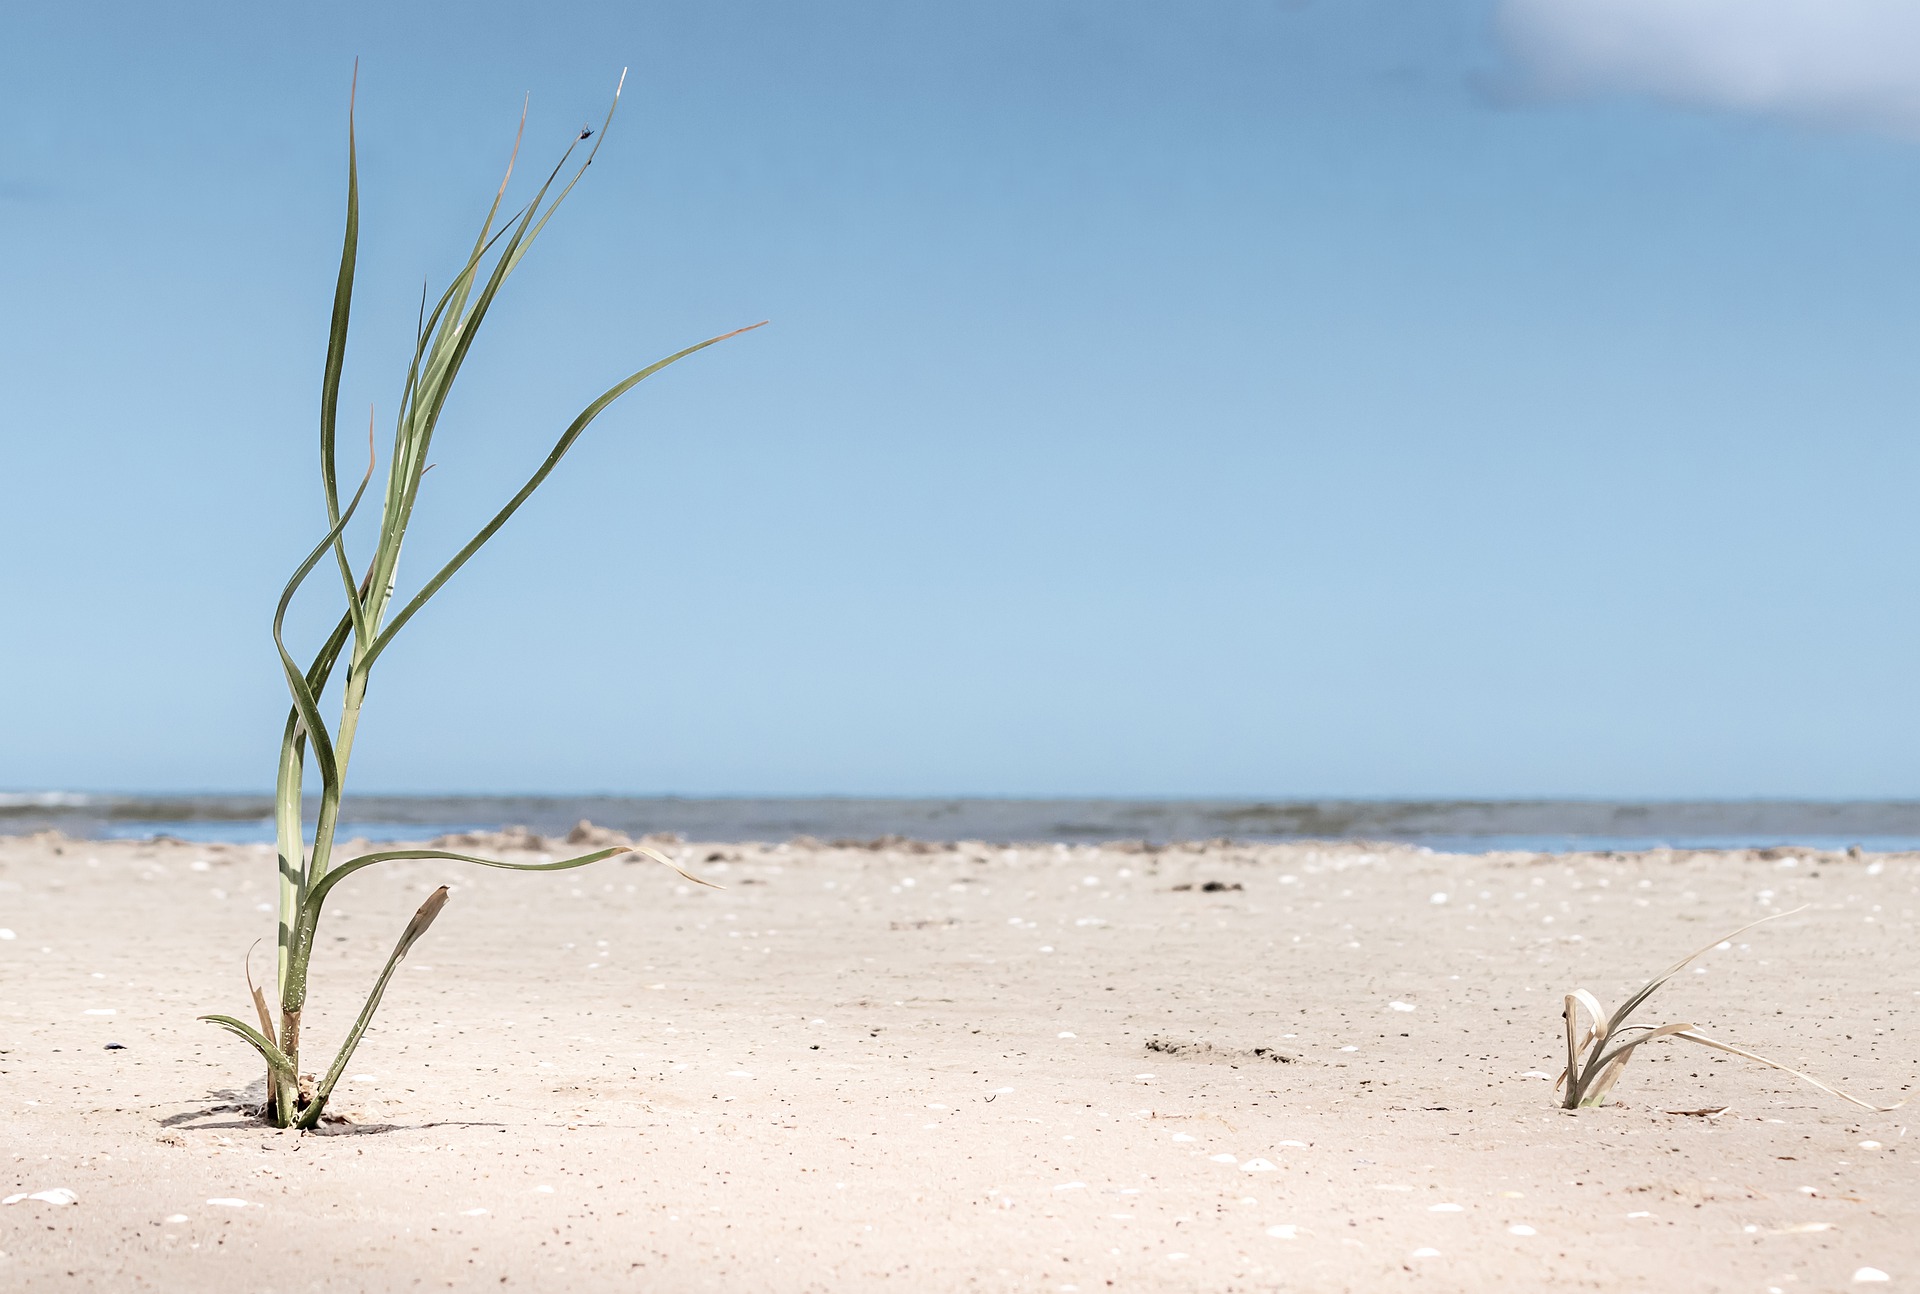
<box><xmin>1671</xmin><ymin>1030</ymin><xmax>1906</xmax><ymax>1113</ymax></box>
<box><xmin>634</xmin><ymin>843</ymin><xmax>723</xmax><ymax>889</ymax></box>
<box><xmin>1607</xmin><ymin>906</ymin><xmax>1808</xmax><ymax>1035</ymax></box>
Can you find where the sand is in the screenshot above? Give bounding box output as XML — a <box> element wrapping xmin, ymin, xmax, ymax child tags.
<box><xmin>0</xmin><ymin>831</ymin><xmax>1914</xmax><ymax>1291</ymax></box>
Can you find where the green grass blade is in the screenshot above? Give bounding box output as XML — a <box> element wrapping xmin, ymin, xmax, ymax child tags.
<box><xmin>271</xmin><ymin>452</ymin><xmax>376</xmax><ymax>803</ymax></box>
<box><xmin>363</xmin><ymin>75</ymin><xmax>629</xmax><ymax>641</ymax></box>
<box><xmin>296</xmin><ymin>886</ymin><xmax>450</xmax><ymax>1127</ymax></box>
<box><xmin>363</xmin><ymin>207</ymin><xmax>532</xmax><ymax>634</ymax></box>
<box><xmin>200</xmin><ymin>1014</ymin><xmax>297</xmax><ymax>1083</ymax></box>
<box><xmin>492</xmin><ymin>69</ymin><xmax>626</xmax><ymax>280</ymax></box>
<box><xmin>321</xmin><ymin>72</ymin><xmax>366</xmax><ymax>639</ymax></box>
<box><xmin>435</xmin><ymin>98</ymin><xmax>526</xmax><ymax>360</ymax></box>
<box><xmin>358</xmin><ymin>321</ymin><xmax>767</xmax><ymax>673</ymax></box>
<box><xmin>304</xmin><ymin>845</ymin><xmax>635</xmax><ymax>915</ymax></box>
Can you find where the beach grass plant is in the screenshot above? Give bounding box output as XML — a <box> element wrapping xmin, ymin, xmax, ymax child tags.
<box><xmin>201</xmin><ymin>70</ymin><xmax>757</xmax><ymax>1129</ymax></box>
<box><xmin>1558</xmin><ymin>905</ymin><xmax>1900</xmax><ymax>1112</ymax></box>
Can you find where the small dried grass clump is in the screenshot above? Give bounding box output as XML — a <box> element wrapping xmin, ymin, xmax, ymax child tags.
<box><xmin>1558</xmin><ymin>906</ymin><xmax>1903</xmax><ymax>1112</ymax></box>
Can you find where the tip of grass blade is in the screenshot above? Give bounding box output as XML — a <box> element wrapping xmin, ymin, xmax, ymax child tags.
<box><xmin>634</xmin><ymin>844</ymin><xmax>723</xmax><ymax>889</ymax></box>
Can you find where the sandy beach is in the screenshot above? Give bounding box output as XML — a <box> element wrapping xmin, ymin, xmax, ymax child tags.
<box><xmin>1</xmin><ymin>831</ymin><xmax>1913</xmax><ymax>1291</ymax></box>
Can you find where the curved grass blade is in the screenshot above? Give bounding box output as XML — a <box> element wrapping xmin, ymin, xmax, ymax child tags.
<box><xmin>1577</xmin><ymin>1020</ymin><xmax>1701</xmax><ymax>1106</ymax></box>
<box><xmin>367</xmin><ymin>144</ymin><xmax>591</xmax><ymax>615</ymax></box>
<box><xmin>434</xmin><ymin>96</ymin><xmax>526</xmax><ymax>362</ymax></box>
<box><xmin>245</xmin><ymin>941</ymin><xmax>277</xmax><ymax>1040</ymax></box>
<box><xmin>271</xmin><ymin>447</ymin><xmax>377</xmax><ymax>803</ymax></box>
<box><xmin>375</xmin><ymin>71</ymin><xmax>627</xmax><ymax>556</ymax></box>
<box><xmin>296</xmin><ymin>886</ymin><xmax>450</xmax><ymax>1128</ymax></box>
<box><xmin>200</xmin><ymin>1014</ymin><xmax>297</xmax><ymax>1084</ymax></box>
<box><xmin>1670</xmin><ymin>1030</ymin><xmax>1906</xmax><ymax>1113</ymax></box>
<box><xmin>359</xmin><ymin>321</ymin><xmax>767</xmax><ymax>673</ymax></box>
<box><xmin>305</xmin><ymin>845</ymin><xmax>634</xmax><ymax>915</ymax></box>
<box><xmin>1605</xmin><ymin>906</ymin><xmax>1807</xmax><ymax>1036</ymax></box>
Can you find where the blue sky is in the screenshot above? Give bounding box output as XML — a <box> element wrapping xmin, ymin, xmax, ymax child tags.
<box><xmin>4</xmin><ymin>0</ymin><xmax>1919</xmax><ymax>798</ymax></box>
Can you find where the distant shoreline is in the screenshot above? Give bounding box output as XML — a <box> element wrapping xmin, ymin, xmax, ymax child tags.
<box><xmin>7</xmin><ymin>792</ymin><xmax>1920</xmax><ymax>851</ymax></box>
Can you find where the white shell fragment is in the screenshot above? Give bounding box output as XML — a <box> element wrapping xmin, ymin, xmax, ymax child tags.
<box><xmin>205</xmin><ymin>1198</ymin><xmax>251</xmax><ymax>1208</ymax></box>
<box><xmin>3</xmin><ymin>1188</ymin><xmax>77</xmax><ymax>1206</ymax></box>
<box><xmin>1241</xmin><ymin>1158</ymin><xmax>1278</xmax><ymax>1172</ymax></box>
<box><xmin>1853</xmin><ymin>1270</ymin><xmax>1890</xmax><ymax>1284</ymax></box>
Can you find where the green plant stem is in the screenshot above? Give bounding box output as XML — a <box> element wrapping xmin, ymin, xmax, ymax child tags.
<box><xmin>209</xmin><ymin>67</ymin><xmax>756</xmax><ymax>1132</ymax></box>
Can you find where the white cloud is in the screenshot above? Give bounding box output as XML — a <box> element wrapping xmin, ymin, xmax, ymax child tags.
<box><xmin>1498</xmin><ymin>0</ymin><xmax>1920</xmax><ymax>137</ymax></box>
